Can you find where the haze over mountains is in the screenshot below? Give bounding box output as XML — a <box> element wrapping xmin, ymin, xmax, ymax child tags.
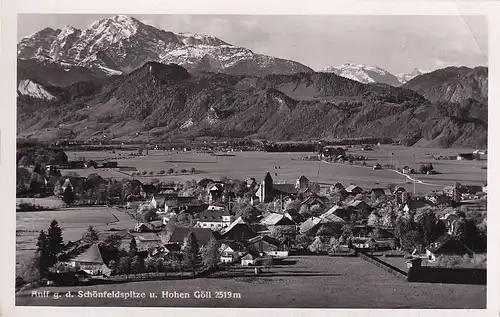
<box><xmin>17</xmin><ymin>15</ymin><xmax>488</xmax><ymax>148</ymax></box>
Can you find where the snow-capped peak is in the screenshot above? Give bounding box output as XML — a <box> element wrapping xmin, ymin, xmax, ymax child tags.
<box><xmin>322</xmin><ymin>63</ymin><xmax>401</xmax><ymax>86</ymax></box>
<box><xmin>396</xmin><ymin>68</ymin><xmax>428</xmax><ymax>84</ymax></box>
<box><xmin>86</xmin><ymin>15</ymin><xmax>140</xmax><ymax>41</ymax></box>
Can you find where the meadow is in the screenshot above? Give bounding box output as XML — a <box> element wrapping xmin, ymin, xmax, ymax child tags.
<box><xmin>64</xmin><ymin>145</ymin><xmax>487</xmax><ymax>194</ymax></box>
<box><xmin>16</xmin><ymin>207</ymin><xmax>136</xmax><ymax>269</ymax></box>
<box><xmin>15</xmin><ymin>255</ymin><xmax>486</xmax><ymax>308</ymax></box>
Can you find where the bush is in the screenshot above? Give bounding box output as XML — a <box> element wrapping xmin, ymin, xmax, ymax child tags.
<box><xmin>181</xmin><ymin>169</ymin><xmax>187</xmax><ymax>173</ymax></box>
<box><xmin>159</xmin><ymin>170</ymin><xmax>165</xmax><ymax>175</ymax></box>
<box><xmin>142</xmin><ymin>171</ymin><xmax>148</xmax><ymax>175</ymax></box>
<box><xmin>149</xmin><ymin>171</ymin><xmax>154</xmax><ymax>175</ymax></box>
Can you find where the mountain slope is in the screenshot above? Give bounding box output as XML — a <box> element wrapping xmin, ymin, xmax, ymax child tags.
<box><xmin>321</xmin><ymin>63</ymin><xmax>402</xmax><ymax>87</ymax></box>
<box><xmin>396</xmin><ymin>68</ymin><xmax>426</xmax><ymax>85</ymax></box>
<box><xmin>17</xmin><ymin>62</ymin><xmax>487</xmax><ymax>148</ymax></box>
<box><xmin>17</xmin><ymin>15</ymin><xmax>313</xmax><ymax>77</ymax></box>
<box><xmin>403</xmin><ymin>66</ymin><xmax>488</xmax><ymax>104</ymax></box>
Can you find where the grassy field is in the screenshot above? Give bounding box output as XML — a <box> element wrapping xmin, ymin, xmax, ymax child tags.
<box><xmin>64</xmin><ymin>145</ymin><xmax>487</xmax><ymax>194</ymax></box>
<box><xmin>16</xmin><ymin>206</ymin><xmax>136</xmax><ymax>269</ymax></box>
<box><xmin>15</xmin><ymin>255</ymin><xmax>485</xmax><ymax>308</ymax></box>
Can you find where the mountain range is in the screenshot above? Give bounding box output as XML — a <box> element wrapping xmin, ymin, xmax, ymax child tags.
<box><xmin>17</xmin><ymin>15</ymin><xmax>488</xmax><ymax>148</ymax></box>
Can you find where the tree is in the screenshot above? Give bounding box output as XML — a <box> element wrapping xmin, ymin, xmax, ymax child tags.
<box><xmin>62</xmin><ymin>186</ymin><xmax>75</xmax><ymax>205</ymax></box>
<box><xmin>295</xmin><ymin>233</ymin><xmax>313</xmax><ymax>249</ymax></box>
<box><xmin>285</xmin><ymin>199</ymin><xmax>302</xmax><ymax>212</ymax></box>
<box><xmin>129</xmin><ymin>238</ymin><xmax>138</xmax><ymax>257</ymax></box>
<box><xmin>141</xmin><ymin>205</ymin><xmax>157</xmax><ymax>222</ymax></box>
<box><xmin>307</xmin><ymin>182</ymin><xmax>321</xmax><ymax>194</ymax></box>
<box><xmin>238</xmin><ymin>205</ymin><xmax>260</xmax><ymax>222</ymax></box>
<box><xmin>309</xmin><ymin>236</ymin><xmax>329</xmax><ymax>253</ymax></box>
<box><xmin>145</xmin><ymin>257</ymin><xmax>157</xmax><ymax>273</ymax></box>
<box><xmin>167</xmin><ymin>168</ymin><xmax>174</xmax><ymax>174</ymax></box>
<box><xmin>53</xmin><ymin>150</ymin><xmax>69</xmax><ymax>166</ymax></box>
<box><xmin>181</xmin><ymin>232</ymin><xmax>202</xmax><ymax>277</ymax></box>
<box><xmin>201</xmin><ymin>239</ymin><xmax>221</xmax><ymax>270</ymax></box>
<box><xmin>130</xmin><ymin>255</ymin><xmax>145</xmax><ymax>273</ymax></box>
<box><xmin>82</xmin><ymin>226</ymin><xmax>99</xmax><ymax>244</ymax></box>
<box><xmin>118</xmin><ymin>256</ymin><xmax>132</xmax><ymax>274</ymax></box>
<box><xmin>309</xmin><ymin>204</ymin><xmax>323</xmax><ymax>217</ymax></box>
<box><xmin>190</xmin><ymin>167</ymin><xmax>196</xmax><ymax>174</ymax></box>
<box><xmin>414</xmin><ymin>208</ymin><xmax>444</xmax><ymax>247</ymax></box>
<box><xmin>108</xmin><ymin>260</ymin><xmax>117</xmax><ymax>275</ymax></box>
<box><xmin>53</xmin><ymin>180</ymin><xmax>63</xmax><ymax>197</ymax></box>
<box><xmin>269</xmin><ymin>226</ymin><xmax>297</xmax><ymax>242</ymax></box>
<box><xmin>35</xmin><ymin>230</ymin><xmax>51</xmax><ymax>275</ymax></box>
<box><xmin>181</xmin><ymin>169</ymin><xmax>187</xmax><ymax>173</ymax></box>
<box><xmin>329</xmin><ymin>236</ymin><xmax>341</xmax><ymax>253</ymax></box>
<box><xmin>19</xmin><ymin>254</ymin><xmax>42</xmax><ymax>284</ymax></box>
<box><xmin>47</xmin><ymin>220</ymin><xmax>64</xmax><ymax>264</ymax></box>
<box><xmin>19</xmin><ymin>155</ymin><xmax>34</xmax><ymax>167</ymax></box>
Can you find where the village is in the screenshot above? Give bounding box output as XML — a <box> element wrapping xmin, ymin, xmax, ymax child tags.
<box><xmin>15</xmin><ymin>143</ymin><xmax>487</xmax><ymax>293</ymax></box>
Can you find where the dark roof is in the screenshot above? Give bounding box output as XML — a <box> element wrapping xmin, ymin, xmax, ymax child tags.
<box><xmin>264</xmin><ymin>172</ymin><xmax>273</xmax><ymax>183</ymax></box>
<box><xmin>141</xmin><ymin>184</ymin><xmax>158</xmax><ymax>194</ymax></box>
<box><xmin>427</xmin><ymin>234</ymin><xmax>473</xmax><ymax>255</ymax></box>
<box><xmin>168</xmin><ymin>227</ymin><xmax>215</xmax><ymax>246</ymax></box>
<box><xmin>302</xmin><ymin>193</ymin><xmax>328</xmax><ymax>205</ymax></box>
<box><xmin>273</xmin><ymin>184</ymin><xmax>298</xmax><ymax>195</ymax></box>
<box><xmin>299</xmin><ymin>217</ymin><xmax>323</xmax><ymax>234</ymax></box>
<box><xmin>198</xmin><ymin>208</ymin><xmax>231</xmax><ymax>221</ymax></box>
<box><xmin>297</xmin><ymin>175</ymin><xmax>309</xmax><ymax>181</ymax></box>
<box><xmin>260</xmin><ymin>213</ymin><xmax>296</xmax><ymax>226</ymax></box>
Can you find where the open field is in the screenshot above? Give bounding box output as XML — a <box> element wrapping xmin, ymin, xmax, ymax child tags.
<box><xmin>16</xmin><ymin>207</ymin><xmax>136</xmax><ymax>269</ymax></box>
<box><xmin>16</xmin><ymin>197</ymin><xmax>65</xmax><ymax>209</ymax></box>
<box><xmin>64</xmin><ymin>145</ymin><xmax>487</xmax><ymax>193</ymax></box>
<box><xmin>16</xmin><ymin>256</ymin><xmax>486</xmax><ymax>308</ymax></box>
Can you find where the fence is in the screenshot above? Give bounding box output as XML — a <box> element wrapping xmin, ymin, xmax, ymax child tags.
<box><xmin>357</xmin><ymin>252</ymin><xmax>407</xmax><ymax>279</ymax></box>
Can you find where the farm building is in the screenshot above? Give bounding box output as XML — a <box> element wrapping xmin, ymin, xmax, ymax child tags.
<box><xmin>426</xmin><ymin>234</ymin><xmax>473</xmax><ymax>261</ymax></box>
<box><xmin>208</xmin><ymin>182</ymin><xmax>224</xmax><ymax>203</ymax></box>
<box><xmin>347</xmin><ymin>200</ymin><xmax>372</xmax><ymax>215</ymax></box>
<box><xmin>456</xmin><ymin>153</ymin><xmax>475</xmax><ymax>160</ymax></box>
<box><xmin>345</xmin><ymin>185</ymin><xmax>363</xmax><ymax>195</ymax></box>
<box><xmin>301</xmin><ymin>192</ymin><xmax>328</xmax><ymax>208</ymax></box>
<box><xmin>373</xmin><ymin>163</ymin><xmax>382</xmax><ymax>170</ymax></box>
<box><xmin>219</xmin><ymin>241</ymin><xmax>248</xmax><ymax>263</ymax></box>
<box><xmin>159</xmin><ymin>196</ymin><xmax>204</xmax><ymax>214</ymax></box>
<box><xmin>247</xmin><ymin>235</ymin><xmax>289</xmax><ymax>257</ymax></box>
<box><xmin>240</xmin><ymin>250</ymin><xmax>261</xmax><ymax>266</ymax></box>
<box><xmin>167</xmin><ymin>227</ymin><xmax>216</xmax><ymax>247</ymax></box>
<box><xmin>330</xmin><ymin>182</ymin><xmax>345</xmax><ymax>192</ymax></box>
<box><xmin>64</xmin><ymin>244</ymin><xmax>111</xmax><ymax>276</ymax></box>
<box><xmin>284</xmin><ymin>210</ymin><xmax>306</xmax><ymax>224</ymax></box>
<box><xmin>218</xmin><ymin>217</ymin><xmax>258</xmax><ymax>241</ymax></box>
<box><xmin>369</xmin><ymin>188</ymin><xmax>389</xmax><ymax>198</ymax></box>
<box><xmin>320</xmin><ymin>205</ymin><xmax>348</xmax><ymax>223</ymax></box>
<box><xmin>141</xmin><ymin>184</ymin><xmax>158</xmax><ymax>198</ymax></box>
<box><xmin>67</xmin><ymin>161</ymin><xmax>85</xmax><ymax>169</ymax></box>
<box><xmin>196</xmin><ymin>207</ymin><xmax>233</xmax><ymax>230</ymax></box>
<box><xmin>402</xmin><ymin>166</ymin><xmax>412</xmax><ymax>174</ymax></box>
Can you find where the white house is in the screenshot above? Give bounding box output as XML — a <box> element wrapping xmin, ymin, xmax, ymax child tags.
<box><xmin>196</xmin><ymin>207</ymin><xmax>233</xmax><ymax>230</ymax></box>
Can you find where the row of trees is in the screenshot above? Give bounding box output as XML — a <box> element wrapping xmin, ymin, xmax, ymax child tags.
<box><xmin>130</xmin><ymin>167</ymin><xmax>196</xmax><ymax>176</ymax></box>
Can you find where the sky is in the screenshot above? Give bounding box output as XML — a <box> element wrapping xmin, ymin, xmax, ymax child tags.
<box><xmin>17</xmin><ymin>14</ymin><xmax>488</xmax><ymax>74</ymax></box>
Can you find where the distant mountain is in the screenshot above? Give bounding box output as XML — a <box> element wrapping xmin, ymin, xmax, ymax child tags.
<box><xmin>17</xmin><ymin>15</ymin><xmax>313</xmax><ymax>78</ymax></box>
<box><xmin>321</xmin><ymin>63</ymin><xmax>401</xmax><ymax>87</ymax></box>
<box><xmin>396</xmin><ymin>68</ymin><xmax>427</xmax><ymax>85</ymax></box>
<box><xmin>17</xmin><ymin>62</ymin><xmax>487</xmax><ymax>149</ymax></box>
<box><xmin>402</xmin><ymin>66</ymin><xmax>488</xmax><ymax>104</ymax></box>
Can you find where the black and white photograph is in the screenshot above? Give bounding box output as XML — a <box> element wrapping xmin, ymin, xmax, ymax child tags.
<box><xmin>9</xmin><ymin>5</ymin><xmax>492</xmax><ymax>312</ymax></box>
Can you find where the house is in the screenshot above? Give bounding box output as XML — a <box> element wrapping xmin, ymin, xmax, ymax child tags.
<box><xmin>167</xmin><ymin>227</ymin><xmax>216</xmax><ymax>247</ymax></box>
<box><xmin>330</xmin><ymin>182</ymin><xmax>345</xmax><ymax>192</ymax></box>
<box><xmin>134</xmin><ymin>222</ymin><xmax>157</xmax><ymax>233</ymax></box>
<box><xmin>208</xmin><ymin>183</ymin><xmax>224</xmax><ymax>203</ymax></box>
<box><xmin>102</xmin><ymin>161</ymin><xmax>118</xmax><ymax>168</ymax></box>
<box><xmin>255</xmin><ymin>172</ymin><xmax>299</xmax><ymax>203</ymax></box>
<box><xmin>247</xmin><ymin>235</ymin><xmax>289</xmax><ymax>257</ymax></box>
<box><xmin>61</xmin><ymin>176</ymin><xmax>87</xmax><ymax>192</ymax></box>
<box><xmin>295</xmin><ymin>175</ymin><xmax>310</xmax><ymax>191</ymax></box>
<box><xmin>373</xmin><ymin>163</ymin><xmax>382</xmax><ymax>170</ymax></box>
<box><xmin>456</xmin><ymin>153</ymin><xmax>475</xmax><ymax>161</ymax></box>
<box><xmin>158</xmin><ymin>196</ymin><xmax>204</xmax><ymax>214</ymax></box>
<box><xmin>369</xmin><ymin>188</ymin><xmax>386</xmax><ymax>199</ymax></box>
<box><xmin>196</xmin><ymin>207</ymin><xmax>233</xmax><ymax>230</ymax></box>
<box><xmin>347</xmin><ymin>200</ymin><xmax>372</xmax><ymax>215</ymax></box>
<box><xmin>426</xmin><ymin>234</ymin><xmax>473</xmax><ymax>261</ymax></box>
<box><xmin>260</xmin><ymin>213</ymin><xmax>296</xmax><ymax>227</ymax></box>
<box><xmin>132</xmin><ymin>233</ymin><xmax>163</xmax><ymax>252</ymax></box>
<box><xmin>426</xmin><ymin>193</ymin><xmax>452</xmax><ymax>206</ymax></box>
<box><xmin>350</xmin><ymin>237</ymin><xmax>378</xmax><ymax>250</ymax></box>
<box><xmin>219</xmin><ymin>241</ymin><xmax>248</xmax><ymax>263</ymax></box>
<box><xmin>320</xmin><ymin>205</ymin><xmax>349</xmax><ymax>223</ymax></box>
<box><xmin>301</xmin><ymin>192</ymin><xmax>328</xmax><ymax>208</ymax></box>
<box><xmin>402</xmin><ymin>166</ymin><xmax>412</xmax><ymax>174</ymax></box>
<box><xmin>218</xmin><ymin>217</ymin><xmax>258</xmax><ymax>241</ymax></box>
<box><xmin>403</xmin><ymin>199</ymin><xmax>432</xmax><ymax>212</ymax></box>
<box><xmin>245</xmin><ymin>178</ymin><xmax>257</xmax><ymax>188</ymax></box>
<box><xmin>345</xmin><ymin>185</ymin><xmax>363</xmax><ymax>195</ymax></box>
<box><xmin>240</xmin><ymin>250</ymin><xmax>261</xmax><ymax>266</ymax></box>
<box><xmin>64</xmin><ymin>244</ymin><xmax>111</xmax><ymax>276</ymax></box>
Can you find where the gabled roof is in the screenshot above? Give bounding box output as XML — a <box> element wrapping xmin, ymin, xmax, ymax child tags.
<box><xmin>297</xmin><ymin>175</ymin><xmax>309</xmax><ymax>182</ymax></box>
<box><xmin>219</xmin><ymin>217</ymin><xmax>248</xmax><ymax>234</ymax></box>
<box><xmin>320</xmin><ymin>213</ymin><xmax>345</xmax><ymax>224</ymax></box>
<box><xmin>322</xmin><ymin>205</ymin><xmax>344</xmax><ymax>216</ymax></box>
<box><xmin>209</xmin><ymin>183</ymin><xmax>224</xmax><ymax>192</ymax></box>
<box><xmin>260</xmin><ymin>213</ymin><xmax>296</xmax><ymax>226</ymax></box>
<box><xmin>133</xmin><ymin>232</ymin><xmax>161</xmax><ymax>241</ymax></box>
<box><xmin>427</xmin><ymin>234</ymin><xmax>473</xmax><ymax>255</ymax></box>
<box><xmin>71</xmin><ymin>244</ymin><xmax>105</xmax><ymax>264</ymax></box>
<box><xmin>168</xmin><ymin>227</ymin><xmax>215</xmax><ymax>246</ymax></box>
<box><xmin>299</xmin><ymin>217</ymin><xmax>323</xmax><ymax>233</ymax></box>
<box><xmin>345</xmin><ymin>185</ymin><xmax>362</xmax><ymax>193</ymax></box>
<box><xmin>301</xmin><ymin>193</ymin><xmax>328</xmax><ymax>205</ymax></box>
<box><xmin>348</xmin><ymin>200</ymin><xmax>371</xmax><ymax>209</ymax></box>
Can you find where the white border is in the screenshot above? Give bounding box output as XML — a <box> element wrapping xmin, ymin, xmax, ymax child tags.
<box><xmin>2</xmin><ymin>1</ymin><xmax>499</xmax><ymax>317</ymax></box>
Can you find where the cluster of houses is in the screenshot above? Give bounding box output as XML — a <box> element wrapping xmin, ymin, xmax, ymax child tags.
<box><xmin>56</xmin><ymin>171</ymin><xmax>486</xmax><ymax>277</ymax></box>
